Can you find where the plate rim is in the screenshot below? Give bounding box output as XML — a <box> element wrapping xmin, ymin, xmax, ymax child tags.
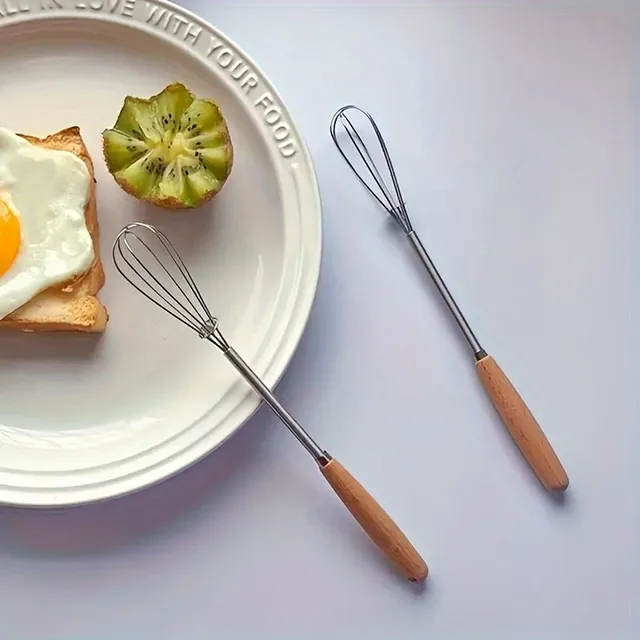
<box><xmin>0</xmin><ymin>0</ymin><xmax>323</xmax><ymax>507</ymax></box>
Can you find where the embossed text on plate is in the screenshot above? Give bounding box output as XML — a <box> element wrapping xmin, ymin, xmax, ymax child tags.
<box><xmin>0</xmin><ymin>0</ymin><xmax>29</xmax><ymax>18</ymax></box>
<box><xmin>145</xmin><ymin>1</ymin><xmax>201</xmax><ymax>43</ymax></box>
<box><xmin>0</xmin><ymin>0</ymin><xmax>300</xmax><ymax>160</ymax></box>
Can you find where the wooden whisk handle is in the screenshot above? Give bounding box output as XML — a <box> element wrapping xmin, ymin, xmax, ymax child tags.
<box><xmin>319</xmin><ymin>458</ymin><xmax>428</xmax><ymax>582</ymax></box>
<box><xmin>476</xmin><ymin>355</ymin><xmax>569</xmax><ymax>492</ymax></box>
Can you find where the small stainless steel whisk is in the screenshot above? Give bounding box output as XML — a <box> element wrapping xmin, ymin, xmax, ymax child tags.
<box><xmin>113</xmin><ymin>222</ymin><xmax>428</xmax><ymax>582</ymax></box>
<box><xmin>330</xmin><ymin>105</ymin><xmax>569</xmax><ymax>493</ymax></box>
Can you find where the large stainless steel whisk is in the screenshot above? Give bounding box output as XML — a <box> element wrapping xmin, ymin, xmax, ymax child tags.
<box><xmin>113</xmin><ymin>222</ymin><xmax>428</xmax><ymax>582</ymax></box>
<box><xmin>330</xmin><ymin>105</ymin><xmax>569</xmax><ymax>493</ymax></box>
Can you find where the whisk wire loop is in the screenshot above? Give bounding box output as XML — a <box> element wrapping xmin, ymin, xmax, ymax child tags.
<box><xmin>120</xmin><ymin>233</ymin><xmax>200</xmax><ymax>325</ymax></box>
<box><xmin>112</xmin><ymin>223</ymin><xmax>229</xmax><ymax>351</ymax></box>
<box><xmin>330</xmin><ymin>105</ymin><xmax>412</xmax><ymax>234</ymax></box>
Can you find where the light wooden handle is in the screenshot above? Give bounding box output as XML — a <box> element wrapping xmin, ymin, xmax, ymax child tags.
<box><xmin>476</xmin><ymin>355</ymin><xmax>569</xmax><ymax>492</ymax></box>
<box><xmin>319</xmin><ymin>458</ymin><xmax>428</xmax><ymax>582</ymax></box>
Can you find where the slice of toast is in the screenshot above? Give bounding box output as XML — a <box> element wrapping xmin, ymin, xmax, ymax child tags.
<box><xmin>0</xmin><ymin>127</ymin><xmax>108</xmax><ymax>333</ymax></box>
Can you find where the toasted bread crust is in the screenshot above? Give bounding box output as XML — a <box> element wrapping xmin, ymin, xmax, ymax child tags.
<box><xmin>0</xmin><ymin>127</ymin><xmax>108</xmax><ymax>333</ymax></box>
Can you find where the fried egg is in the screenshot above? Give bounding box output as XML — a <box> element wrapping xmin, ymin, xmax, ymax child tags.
<box><xmin>0</xmin><ymin>128</ymin><xmax>94</xmax><ymax>320</ymax></box>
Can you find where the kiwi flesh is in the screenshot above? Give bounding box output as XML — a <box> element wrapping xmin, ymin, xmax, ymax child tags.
<box><xmin>102</xmin><ymin>83</ymin><xmax>234</xmax><ymax>209</ymax></box>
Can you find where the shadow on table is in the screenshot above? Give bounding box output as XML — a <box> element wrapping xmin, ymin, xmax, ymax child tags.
<box><xmin>0</xmin><ymin>407</ymin><xmax>271</xmax><ymax>557</ymax></box>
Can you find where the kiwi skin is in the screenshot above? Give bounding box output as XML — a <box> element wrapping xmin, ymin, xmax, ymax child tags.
<box><xmin>102</xmin><ymin>83</ymin><xmax>234</xmax><ymax>210</ymax></box>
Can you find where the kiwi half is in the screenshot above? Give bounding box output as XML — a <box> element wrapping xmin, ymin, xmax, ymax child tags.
<box><xmin>102</xmin><ymin>83</ymin><xmax>233</xmax><ymax>209</ymax></box>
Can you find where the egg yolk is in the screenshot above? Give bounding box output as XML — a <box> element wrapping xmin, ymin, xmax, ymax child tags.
<box><xmin>0</xmin><ymin>198</ymin><xmax>21</xmax><ymax>278</ymax></box>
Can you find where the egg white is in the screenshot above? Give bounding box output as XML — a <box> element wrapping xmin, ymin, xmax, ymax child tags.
<box><xmin>0</xmin><ymin>128</ymin><xmax>94</xmax><ymax>320</ymax></box>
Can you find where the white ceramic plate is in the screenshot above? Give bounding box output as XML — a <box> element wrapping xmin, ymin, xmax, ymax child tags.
<box><xmin>0</xmin><ymin>0</ymin><xmax>322</xmax><ymax>506</ymax></box>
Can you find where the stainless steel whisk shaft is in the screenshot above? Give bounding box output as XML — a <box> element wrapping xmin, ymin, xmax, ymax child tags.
<box><xmin>223</xmin><ymin>347</ymin><xmax>328</xmax><ymax>462</ymax></box>
<box><xmin>331</xmin><ymin>105</ymin><xmax>569</xmax><ymax>494</ymax></box>
<box><xmin>112</xmin><ymin>223</ymin><xmax>327</xmax><ymax>464</ymax></box>
<box><xmin>407</xmin><ymin>231</ymin><xmax>485</xmax><ymax>359</ymax></box>
<box><xmin>113</xmin><ymin>222</ymin><xmax>428</xmax><ymax>582</ymax></box>
<box><xmin>330</xmin><ymin>105</ymin><xmax>484</xmax><ymax>360</ymax></box>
